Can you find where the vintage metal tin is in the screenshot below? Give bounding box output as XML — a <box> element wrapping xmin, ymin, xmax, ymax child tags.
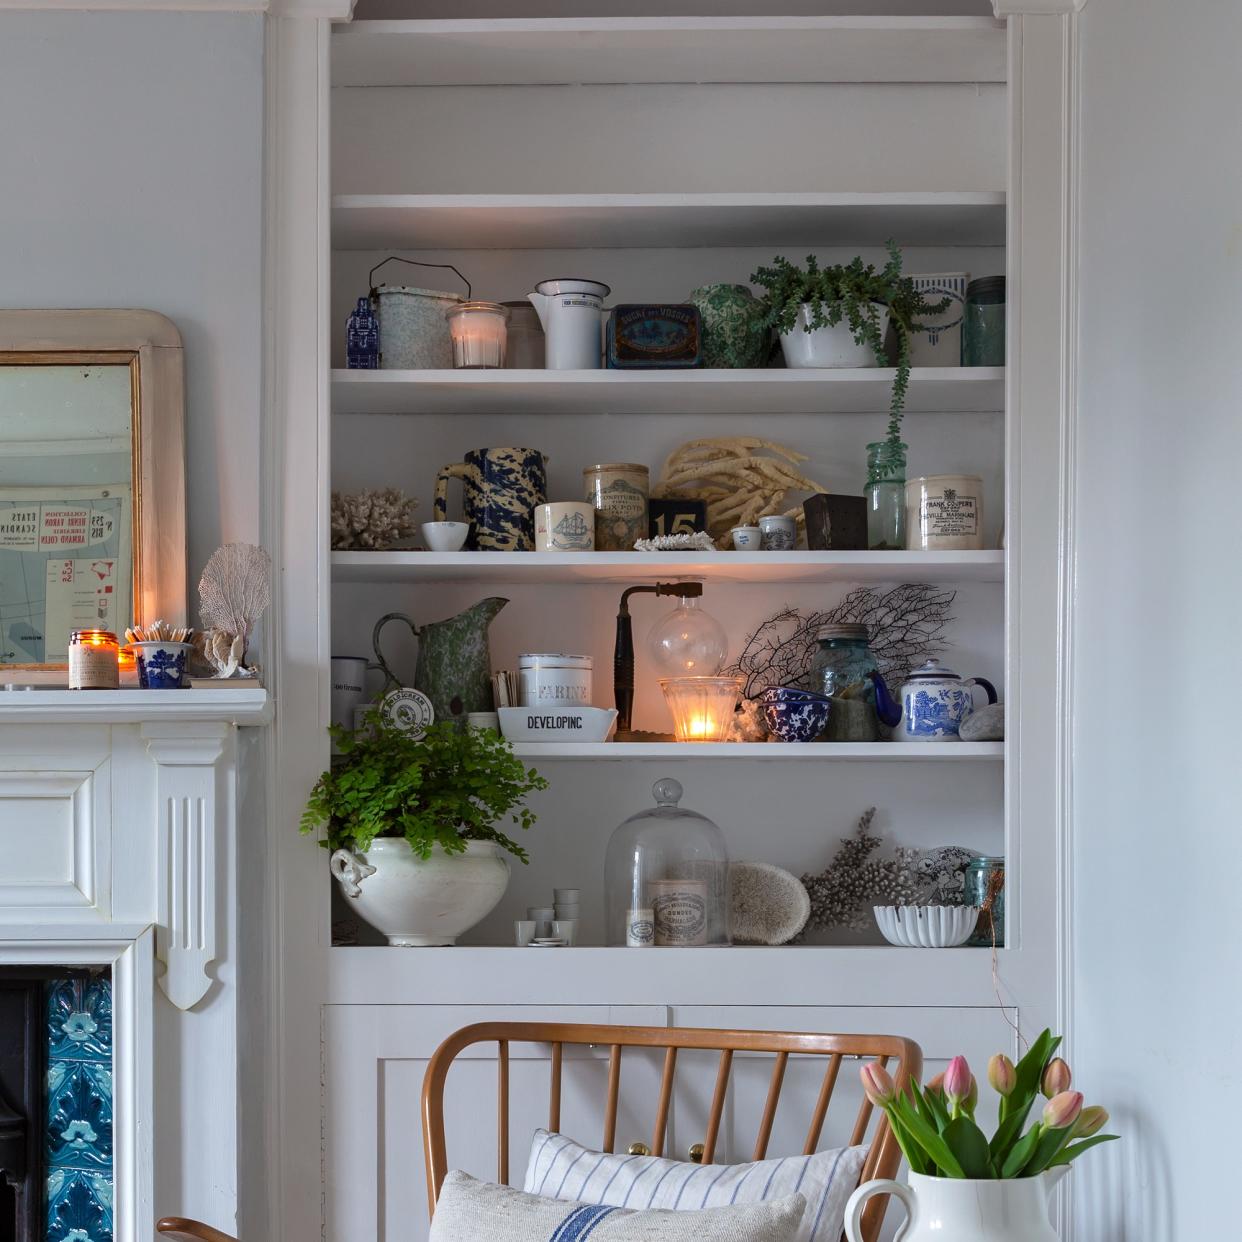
<box><xmin>606</xmin><ymin>304</ymin><xmax>701</xmax><ymax>368</ymax></box>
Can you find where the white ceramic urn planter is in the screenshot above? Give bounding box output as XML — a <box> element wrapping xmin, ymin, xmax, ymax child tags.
<box><xmin>845</xmin><ymin>1169</ymin><xmax>1067</xmax><ymax>1242</ymax></box>
<box><xmin>778</xmin><ymin>303</ymin><xmax>890</xmax><ymax>368</ymax></box>
<box><xmin>330</xmin><ymin>838</ymin><xmax>511</xmax><ymax>946</ymax></box>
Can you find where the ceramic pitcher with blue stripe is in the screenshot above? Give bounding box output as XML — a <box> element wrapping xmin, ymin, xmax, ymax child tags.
<box><xmin>434</xmin><ymin>446</ymin><xmax>547</xmax><ymax>551</ymax></box>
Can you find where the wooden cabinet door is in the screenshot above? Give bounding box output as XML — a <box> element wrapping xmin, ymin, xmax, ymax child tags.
<box><xmin>323</xmin><ymin>1003</ymin><xmax>667</xmax><ymax>1242</ymax></box>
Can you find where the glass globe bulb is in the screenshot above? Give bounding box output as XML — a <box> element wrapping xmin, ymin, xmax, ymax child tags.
<box><xmin>646</xmin><ymin>595</ymin><xmax>728</xmax><ymax>677</ymax></box>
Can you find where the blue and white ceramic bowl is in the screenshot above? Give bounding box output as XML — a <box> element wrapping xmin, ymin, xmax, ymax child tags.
<box><xmin>758</xmin><ymin>686</ymin><xmax>832</xmax><ymax>742</ymax></box>
<box><xmin>131</xmin><ymin>641</ymin><xmax>194</xmax><ymax>689</ymax></box>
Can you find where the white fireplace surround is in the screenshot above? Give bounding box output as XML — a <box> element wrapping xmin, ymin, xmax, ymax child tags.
<box><xmin>0</xmin><ymin>687</ymin><xmax>270</xmax><ymax>1241</ymax></box>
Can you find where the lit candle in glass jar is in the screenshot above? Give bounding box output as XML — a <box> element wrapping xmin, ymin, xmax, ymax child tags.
<box><xmin>658</xmin><ymin>676</ymin><xmax>743</xmax><ymax>742</ymax></box>
<box><xmin>68</xmin><ymin>629</ymin><xmax>120</xmax><ymax>690</ymax></box>
<box><xmin>446</xmin><ymin>301</ymin><xmax>510</xmax><ymax>368</ymax></box>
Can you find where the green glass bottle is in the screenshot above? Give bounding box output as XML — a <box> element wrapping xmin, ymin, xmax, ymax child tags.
<box><xmin>865</xmin><ymin>440</ymin><xmax>907</xmax><ymax>550</ymax></box>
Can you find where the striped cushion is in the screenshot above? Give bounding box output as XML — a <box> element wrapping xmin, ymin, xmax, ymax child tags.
<box><xmin>429</xmin><ymin>1170</ymin><xmax>806</xmax><ymax>1242</ymax></box>
<box><xmin>523</xmin><ymin>1130</ymin><xmax>866</xmax><ymax>1242</ymax></box>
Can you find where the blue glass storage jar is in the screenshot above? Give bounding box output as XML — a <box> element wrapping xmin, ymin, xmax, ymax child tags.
<box><xmin>964</xmin><ymin>854</ymin><xmax>1005</xmax><ymax>946</ymax></box>
<box><xmin>809</xmin><ymin>623</ymin><xmax>882</xmax><ymax>741</ymax></box>
<box><xmin>962</xmin><ymin>276</ymin><xmax>1006</xmax><ymax>367</ymax></box>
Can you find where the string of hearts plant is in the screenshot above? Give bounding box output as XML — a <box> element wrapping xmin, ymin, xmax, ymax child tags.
<box><xmin>751</xmin><ymin>241</ymin><xmax>950</xmax><ymax>460</ymax></box>
<box><xmin>860</xmin><ymin>1030</ymin><xmax>1118</xmax><ymax>1179</ymax></box>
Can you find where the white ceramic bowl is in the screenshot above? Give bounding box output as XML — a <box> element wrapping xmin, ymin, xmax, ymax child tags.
<box><xmin>499</xmin><ymin>705</ymin><xmax>618</xmax><ymax>743</ymax></box>
<box><xmin>873</xmin><ymin>904</ymin><xmax>980</xmax><ymax>948</ymax></box>
<box><xmin>421</xmin><ymin>521</ymin><xmax>470</xmax><ymax>552</ymax></box>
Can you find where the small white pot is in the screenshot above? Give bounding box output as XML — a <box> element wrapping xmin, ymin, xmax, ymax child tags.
<box><xmin>779</xmin><ymin>303</ymin><xmax>890</xmax><ymax>369</ymax></box>
<box><xmin>330</xmin><ymin>838</ymin><xmax>510</xmax><ymax>946</ymax></box>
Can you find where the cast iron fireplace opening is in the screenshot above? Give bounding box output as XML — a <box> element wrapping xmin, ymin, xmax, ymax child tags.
<box><xmin>0</xmin><ymin>969</ymin><xmax>113</xmax><ymax>1242</ymax></box>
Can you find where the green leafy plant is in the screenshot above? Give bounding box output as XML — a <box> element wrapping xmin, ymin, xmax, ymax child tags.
<box><xmin>861</xmin><ymin>1030</ymin><xmax>1119</xmax><ymax>1179</ymax></box>
<box><xmin>751</xmin><ymin>242</ymin><xmax>950</xmax><ymax>445</ymax></box>
<box><xmin>300</xmin><ymin>716</ymin><xmax>548</xmax><ymax>863</ymax></box>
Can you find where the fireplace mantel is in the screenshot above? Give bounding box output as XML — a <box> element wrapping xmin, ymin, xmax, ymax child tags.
<box><xmin>0</xmin><ymin>691</ymin><xmax>270</xmax><ymax>1239</ymax></box>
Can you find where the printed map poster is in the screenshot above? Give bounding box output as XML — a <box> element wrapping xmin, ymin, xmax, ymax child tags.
<box><xmin>0</xmin><ymin>486</ymin><xmax>130</xmax><ymax>665</ymax></box>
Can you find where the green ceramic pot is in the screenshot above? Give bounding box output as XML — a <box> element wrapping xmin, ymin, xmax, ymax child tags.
<box><xmin>688</xmin><ymin>283</ymin><xmax>772</xmax><ymax>368</ymax></box>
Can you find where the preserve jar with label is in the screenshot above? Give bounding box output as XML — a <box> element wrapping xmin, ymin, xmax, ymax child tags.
<box><xmin>604</xmin><ymin>777</ymin><xmax>730</xmax><ymax>946</ymax></box>
<box><xmin>905</xmin><ymin>474</ymin><xmax>985</xmax><ymax>550</ymax></box>
<box><xmin>583</xmin><ymin>462</ymin><xmax>649</xmax><ymax>551</ymax></box>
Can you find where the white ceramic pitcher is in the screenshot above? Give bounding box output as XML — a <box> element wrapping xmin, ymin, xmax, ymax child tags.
<box><xmin>845</xmin><ymin>1169</ymin><xmax>1067</xmax><ymax>1242</ymax></box>
<box><xmin>527</xmin><ymin>278</ymin><xmax>609</xmax><ymax>369</ymax></box>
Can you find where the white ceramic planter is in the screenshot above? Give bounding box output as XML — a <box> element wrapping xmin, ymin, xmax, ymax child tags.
<box><xmin>779</xmin><ymin>303</ymin><xmax>890</xmax><ymax>368</ymax></box>
<box><xmin>330</xmin><ymin>838</ymin><xmax>511</xmax><ymax>946</ymax></box>
<box><xmin>846</xmin><ymin>1169</ymin><xmax>1067</xmax><ymax>1242</ymax></box>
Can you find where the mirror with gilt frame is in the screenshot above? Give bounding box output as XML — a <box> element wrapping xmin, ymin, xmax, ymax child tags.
<box><xmin>0</xmin><ymin>310</ymin><xmax>186</xmax><ymax>670</ymax></box>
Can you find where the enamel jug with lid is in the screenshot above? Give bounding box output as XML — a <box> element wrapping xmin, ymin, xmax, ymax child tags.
<box><xmin>872</xmin><ymin>658</ymin><xmax>998</xmax><ymax>742</ymax></box>
<box><xmin>527</xmin><ymin>278</ymin><xmax>610</xmax><ymax>369</ymax></box>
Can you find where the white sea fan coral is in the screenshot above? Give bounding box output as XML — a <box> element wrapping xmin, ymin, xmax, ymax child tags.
<box><xmin>197</xmin><ymin>543</ymin><xmax>272</xmax><ymax>670</ymax></box>
<box><xmin>331</xmin><ymin>488</ymin><xmax>418</xmax><ymax>550</ymax></box>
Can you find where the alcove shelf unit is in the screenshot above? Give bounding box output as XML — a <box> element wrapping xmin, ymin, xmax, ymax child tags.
<box><xmin>290</xmin><ymin>12</ymin><xmax>1078</xmax><ymax>1236</ymax></box>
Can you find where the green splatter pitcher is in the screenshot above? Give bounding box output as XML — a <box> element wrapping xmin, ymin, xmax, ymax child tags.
<box><xmin>372</xmin><ymin>597</ymin><xmax>507</xmax><ymax>726</ymax></box>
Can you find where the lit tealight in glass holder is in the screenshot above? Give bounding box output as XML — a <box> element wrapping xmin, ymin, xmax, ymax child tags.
<box><xmin>658</xmin><ymin>675</ymin><xmax>743</xmax><ymax>742</ymax></box>
<box><xmin>68</xmin><ymin>628</ymin><xmax>120</xmax><ymax>690</ymax></box>
<box><xmin>446</xmin><ymin>301</ymin><xmax>510</xmax><ymax>368</ymax></box>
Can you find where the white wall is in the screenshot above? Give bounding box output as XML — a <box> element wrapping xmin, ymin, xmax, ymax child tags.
<box><xmin>0</xmin><ymin>10</ymin><xmax>264</xmax><ymax>580</ymax></box>
<box><xmin>0</xmin><ymin>9</ymin><xmax>265</xmax><ymax>1234</ymax></box>
<box><xmin>1073</xmin><ymin>0</ymin><xmax>1242</xmax><ymax>1235</ymax></box>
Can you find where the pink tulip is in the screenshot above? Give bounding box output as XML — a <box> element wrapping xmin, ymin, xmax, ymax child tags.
<box><xmin>943</xmin><ymin>1056</ymin><xmax>973</xmax><ymax>1104</ymax></box>
<box><xmin>1042</xmin><ymin>1090</ymin><xmax>1083</xmax><ymax>1130</ymax></box>
<box><xmin>988</xmin><ymin>1054</ymin><xmax>1017</xmax><ymax>1097</ymax></box>
<box><xmin>1071</xmin><ymin>1105</ymin><xmax>1108</xmax><ymax>1138</ymax></box>
<box><xmin>860</xmin><ymin>1062</ymin><xmax>896</xmax><ymax>1107</ymax></box>
<box><xmin>1042</xmin><ymin>1058</ymin><xmax>1072</xmax><ymax>1099</ymax></box>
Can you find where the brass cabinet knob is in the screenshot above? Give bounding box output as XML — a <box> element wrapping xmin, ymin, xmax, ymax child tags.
<box><xmin>627</xmin><ymin>1142</ymin><xmax>651</xmax><ymax>1157</ymax></box>
<box><xmin>688</xmin><ymin>1143</ymin><xmax>705</xmax><ymax>1163</ymax></box>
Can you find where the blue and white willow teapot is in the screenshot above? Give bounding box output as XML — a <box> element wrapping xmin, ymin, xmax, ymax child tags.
<box><xmin>871</xmin><ymin>659</ymin><xmax>998</xmax><ymax>742</ymax></box>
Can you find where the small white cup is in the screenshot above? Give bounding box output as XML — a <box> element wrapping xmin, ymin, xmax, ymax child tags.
<box><xmin>528</xmin><ymin>906</ymin><xmax>555</xmax><ymax>936</ymax></box>
<box><xmin>759</xmin><ymin>514</ymin><xmax>797</xmax><ymax>551</ymax></box>
<box><xmin>555</xmin><ymin>907</ymin><xmax>580</xmax><ymax>923</ymax></box>
<box><xmin>467</xmin><ymin>711</ymin><xmax>500</xmax><ymax>732</ymax></box>
<box><xmin>421</xmin><ymin>521</ymin><xmax>470</xmax><ymax>552</ymax></box>
<box><xmin>515</xmin><ymin>920</ymin><xmax>537</xmax><ymax>947</ymax></box>
<box><xmin>731</xmin><ymin>525</ymin><xmax>761</xmax><ymax>551</ymax></box>
<box><xmin>552</xmin><ymin>919</ymin><xmax>578</xmax><ymax>947</ymax></box>
<box><xmin>553</xmin><ymin>888</ymin><xmax>580</xmax><ymax>904</ymax></box>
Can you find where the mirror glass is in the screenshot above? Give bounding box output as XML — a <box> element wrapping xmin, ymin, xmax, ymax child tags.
<box><xmin>0</xmin><ymin>357</ymin><xmax>135</xmax><ymax>665</ymax></box>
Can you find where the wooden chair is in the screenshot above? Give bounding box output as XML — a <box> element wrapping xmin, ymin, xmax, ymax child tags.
<box><xmin>421</xmin><ymin>1021</ymin><xmax>922</xmax><ymax>1242</ymax></box>
<box><xmin>156</xmin><ymin>1218</ymin><xmax>238</xmax><ymax>1242</ymax></box>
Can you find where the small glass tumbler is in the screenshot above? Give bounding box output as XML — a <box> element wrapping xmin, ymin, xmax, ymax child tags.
<box><xmin>865</xmin><ymin>440</ymin><xmax>907</xmax><ymax>550</ymax></box>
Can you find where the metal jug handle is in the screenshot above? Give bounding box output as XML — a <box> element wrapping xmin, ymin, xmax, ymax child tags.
<box><xmin>371</xmin><ymin>612</ymin><xmax>420</xmax><ymax>693</ymax></box>
<box><xmin>964</xmin><ymin>676</ymin><xmax>999</xmax><ymax>705</ymax></box>
<box><xmin>368</xmin><ymin>256</ymin><xmax>471</xmax><ymax>300</ymax></box>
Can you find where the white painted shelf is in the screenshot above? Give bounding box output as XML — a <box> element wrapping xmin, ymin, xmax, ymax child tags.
<box><xmin>0</xmin><ymin>687</ymin><xmax>271</xmax><ymax>725</ymax></box>
<box><xmin>332</xmin><ymin>17</ymin><xmax>1007</xmax><ymax>89</ymax></box>
<box><xmin>510</xmin><ymin>742</ymin><xmax>1003</xmax><ymax>761</ymax></box>
<box><xmin>328</xmin><ymin>944</ymin><xmax>1002</xmax><ymax>1009</ymax></box>
<box><xmin>331</xmin><ymin>367</ymin><xmax>1004</xmax><ymax>417</ymax></box>
<box><xmin>331</xmin><ymin>550</ymin><xmax>1004</xmax><ymax>585</ymax></box>
<box><xmin>331</xmin><ymin>192</ymin><xmax>1007</xmax><ymax>251</ymax></box>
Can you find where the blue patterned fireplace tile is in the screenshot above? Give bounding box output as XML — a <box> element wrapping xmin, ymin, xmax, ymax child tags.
<box><xmin>46</xmin><ymin>975</ymin><xmax>114</xmax><ymax>1242</ymax></box>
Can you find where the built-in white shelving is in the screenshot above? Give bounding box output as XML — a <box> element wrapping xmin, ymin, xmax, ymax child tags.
<box><xmin>331</xmin><ymin>17</ymin><xmax>1007</xmax><ymax>89</ymax></box>
<box><xmin>330</xmin><ymin>549</ymin><xmax>1005</xmax><ymax>586</ymax></box>
<box><xmin>0</xmin><ymin>687</ymin><xmax>271</xmax><ymax>725</ymax></box>
<box><xmin>331</xmin><ymin>192</ymin><xmax>1007</xmax><ymax>251</ymax></box>
<box><xmin>509</xmin><ymin>741</ymin><xmax>1003</xmax><ymax>761</ymax></box>
<box><xmin>331</xmin><ymin>367</ymin><xmax>1004</xmax><ymax>417</ymax></box>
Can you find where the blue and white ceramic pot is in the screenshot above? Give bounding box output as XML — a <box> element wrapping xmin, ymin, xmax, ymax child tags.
<box><xmin>131</xmin><ymin>641</ymin><xmax>194</xmax><ymax>689</ymax></box>
<box><xmin>433</xmin><ymin>447</ymin><xmax>548</xmax><ymax>551</ymax></box>
<box><xmin>758</xmin><ymin>686</ymin><xmax>832</xmax><ymax>743</ymax></box>
<box><xmin>894</xmin><ymin>659</ymin><xmax>998</xmax><ymax>742</ymax></box>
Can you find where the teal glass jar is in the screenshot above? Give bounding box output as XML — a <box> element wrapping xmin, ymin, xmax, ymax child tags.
<box><xmin>962</xmin><ymin>276</ymin><xmax>1006</xmax><ymax>367</ymax></box>
<box><xmin>964</xmin><ymin>855</ymin><xmax>1005</xmax><ymax>947</ymax></box>
<box><xmin>809</xmin><ymin>624</ymin><xmax>882</xmax><ymax>740</ymax></box>
<box><xmin>865</xmin><ymin>440</ymin><xmax>907</xmax><ymax>550</ymax></box>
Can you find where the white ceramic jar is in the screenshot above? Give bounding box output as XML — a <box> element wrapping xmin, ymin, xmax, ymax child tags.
<box><xmin>906</xmin><ymin>474</ymin><xmax>984</xmax><ymax>550</ymax></box>
<box><xmin>518</xmin><ymin>653</ymin><xmax>593</xmax><ymax>707</ymax></box>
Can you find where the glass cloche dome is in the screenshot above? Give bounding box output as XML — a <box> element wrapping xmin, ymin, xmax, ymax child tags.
<box><xmin>604</xmin><ymin>777</ymin><xmax>731</xmax><ymax>947</ymax></box>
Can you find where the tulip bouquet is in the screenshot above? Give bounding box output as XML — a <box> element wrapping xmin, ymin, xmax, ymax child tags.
<box><xmin>860</xmin><ymin>1030</ymin><xmax>1117</xmax><ymax>1179</ymax></box>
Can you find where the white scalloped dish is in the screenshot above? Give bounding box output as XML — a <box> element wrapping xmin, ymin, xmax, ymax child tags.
<box><xmin>873</xmin><ymin>904</ymin><xmax>980</xmax><ymax>948</ymax></box>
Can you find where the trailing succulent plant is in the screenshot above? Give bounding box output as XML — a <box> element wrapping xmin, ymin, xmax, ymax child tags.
<box><xmin>751</xmin><ymin>241</ymin><xmax>951</xmax><ymax>446</ymax></box>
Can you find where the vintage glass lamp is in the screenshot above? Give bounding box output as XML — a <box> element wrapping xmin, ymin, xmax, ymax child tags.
<box><xmin>604</xmin><ymin>777</ymin><xmax>731</xmax><ymax>947</ymax></box>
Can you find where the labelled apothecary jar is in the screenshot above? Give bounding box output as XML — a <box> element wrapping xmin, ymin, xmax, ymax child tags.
<box><xmin>446</xmin><ymin>301</ymin><xmax>510</xmax><ymax>368</ymax></box>
<box><xmin>604</xmin><ymin>777</ymin><xmax>731</xmax><ymax>947</ymax></box>
<box><xmin>809</xmin><ymin>623</ymin><xmax>883</xmax><ymax>741</ymax></box>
